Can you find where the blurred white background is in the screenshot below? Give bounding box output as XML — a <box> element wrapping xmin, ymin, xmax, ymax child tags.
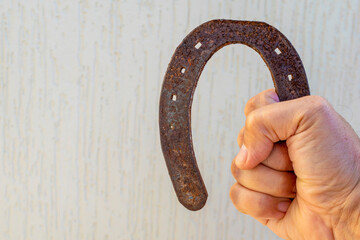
<box><xmin>0</xmin><ymin>0</ymin><xmax>359</xmax><ymax>239</ymax></box>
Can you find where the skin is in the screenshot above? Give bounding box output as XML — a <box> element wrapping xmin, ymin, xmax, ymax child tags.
<box><xmin>230</xmin><ymin>89</ymin><xmax>360</xmax><ymax>240</ymax></box>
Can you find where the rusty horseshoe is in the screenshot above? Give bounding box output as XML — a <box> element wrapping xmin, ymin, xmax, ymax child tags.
<box><xmin>159</xmin><ymin>20</ymin><xmax>310</xmax><ymax>211</ymax></box>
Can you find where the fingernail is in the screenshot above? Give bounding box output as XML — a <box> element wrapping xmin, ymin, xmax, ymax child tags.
<box><xmin>235</xmin><ymin>144</ymin><xmax>248</xmax><ymax>168</ymax></box>
<box><xmin>278</xmin><ymin>201</ymin><xmax>291</xmax><ymax>213</ymax></box>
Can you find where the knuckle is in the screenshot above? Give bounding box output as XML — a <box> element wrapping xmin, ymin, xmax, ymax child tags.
<box><xmin>244</xmin><ymin>97</ymin><xmax>256</xmax><ymax>116</ymax></box>
<box><xmin>245</xmin><ymin>111</ymin><xmax>258</xmax><ymax>130</ymax></box>
<box><xmin>229</xmin><ymin>184</ymin><xmax>247</xmax><ymax>213</ymax></box>
<box><xmin>237</xmin><ymin>128</ymin><xmax>244</xmax><ymax>146</ymax></box>
<box><xmin>311</xmin><ymin>95</ymin><xmax>328</xmax><ymax>105</ymax></box>
<box><xmin>230</xmin><ymin>161</ymin><xmax>238</xmax><ymax>176</ymax></box>
<box><xmin>229</xmin><ymin>184</ymin><xmax>237</xmax><ymax>200</ymax></box>
<box><xmin>308</xmin><ymin>95</ymin><xmax>332</xmax><ymax>115</ymax></box>
<box><xmin>244</xmin><ymin>89</ymin><xmax>278</xmax><ymax>116</ymax></box>
<box><xmin>231</xmin><ymin>162</ymin><xmax>244</xmax><ymax>181</ymax></box>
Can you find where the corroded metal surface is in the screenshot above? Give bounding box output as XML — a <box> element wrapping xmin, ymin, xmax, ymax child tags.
<box><xmin>159</xmin><ymin>19</ymin><xmax>310</xmax><ymax>211</ymax></box>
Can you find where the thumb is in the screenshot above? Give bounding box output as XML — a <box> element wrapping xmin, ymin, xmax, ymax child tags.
<box><xmin>235</xmin><ymin>95</ymin><xmax>322</xmax><ymax>169</ymax></box>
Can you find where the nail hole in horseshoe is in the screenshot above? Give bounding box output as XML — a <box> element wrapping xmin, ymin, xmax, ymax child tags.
<box><xmin>181</xmin><ymin>67</ymin><xmax>186</xmax><ymax>74</ymax></box>
<box><xmin>275</xmin><ymin>48</ymin><xmax>282</xmax><ymax>55</ymax></box>
<box><xmin>195</xmin><ymin>42</ymin><xmax>202</xmax><ymax>49</ymax></box>
<box><xmin>288</xmin><ymin>74</ymin><xmax>293</xmax><ymax>81</ymax></box>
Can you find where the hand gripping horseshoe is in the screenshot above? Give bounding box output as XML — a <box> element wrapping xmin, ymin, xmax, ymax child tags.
<box><xmin>159</xmin><ymin>20</ymin><xmax>310</xmax><ymax>211</ymax></box>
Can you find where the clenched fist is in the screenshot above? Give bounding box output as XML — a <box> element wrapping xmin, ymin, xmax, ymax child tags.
<box><xmin>230</xmin><ymin>89</ymin><xmax>360</xmax><ymax>240</ymax></box>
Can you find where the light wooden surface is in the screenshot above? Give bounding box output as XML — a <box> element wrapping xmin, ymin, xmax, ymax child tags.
<box><xmin>0</xmin><ymin>0</ymin><xmax>359</xmax><ymax>239</ymax></box>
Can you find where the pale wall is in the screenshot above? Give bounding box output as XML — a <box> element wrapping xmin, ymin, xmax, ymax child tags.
<box><xmin>0</xmin><ymin>0</ymin><xmax>359</xmax><ymax>239</ymax></box>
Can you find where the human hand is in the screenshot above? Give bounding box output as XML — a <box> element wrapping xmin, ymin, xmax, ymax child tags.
<box><xmin>230</xmin><ymin>89</ymin><xmax>360</xmax><ymax>239</ymax></box>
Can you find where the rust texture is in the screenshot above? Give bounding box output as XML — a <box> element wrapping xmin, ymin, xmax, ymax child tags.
<box><xmin>159</xmin><ymin>19</ymin><xmax>310</xmax><ymax>211</ymax></box>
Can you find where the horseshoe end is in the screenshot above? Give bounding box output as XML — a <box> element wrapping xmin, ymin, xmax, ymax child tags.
<box><xmin>178</xmin><ymin>190</ymin><xmax>208</xmax><ymax>211</ymax></box>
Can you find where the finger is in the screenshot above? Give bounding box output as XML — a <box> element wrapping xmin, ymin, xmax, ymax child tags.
<box><xmin>230</xmin><ymin>183</ymin><xmax>291</xmax><ymax>219</ymax></box>
<box><xmin>244</xmin><ymin>89</ymin><xmax>279</xmax><ymax>116</ymax></box>
<box><xmin>235</xmin><ymin>96</ymin><xmax>325</xmax><ymax>169</ymax></box>
<box><xmin>262</xmin><ymin>142</ymin><xmax>293</xmax><ymax>171</ymax></box>
<box><xmin>236</xmin><ymin>138</ymin><xmax>293</xmax><ymax>171</ymax></box>
<box><xmin>237</xmin><ymin>127</ymin><xmax>244</xmax><ymax>148</ymax></box>
<box><xmin>231</xmin><ymin>161</ymin><xmax>296</xmax><ymax>198</ymax></box>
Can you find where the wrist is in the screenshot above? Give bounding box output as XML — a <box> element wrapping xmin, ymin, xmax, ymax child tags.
<box><xmin>333</xmin><ymin>176</ymin><xmax>360</xmax><ymax>239</ymax></box>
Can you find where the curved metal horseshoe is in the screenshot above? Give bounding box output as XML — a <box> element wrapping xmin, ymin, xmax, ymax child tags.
<box><xmin>159</xmin><ymin>19</ymin><xmax>310</xmax><ymax>211</ymax></box>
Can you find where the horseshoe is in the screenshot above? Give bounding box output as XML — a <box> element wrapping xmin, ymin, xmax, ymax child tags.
<box><xmin>159</xmin><ymin>19</ymin><xmax>310</xmax><ymax>211</ymax></box>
